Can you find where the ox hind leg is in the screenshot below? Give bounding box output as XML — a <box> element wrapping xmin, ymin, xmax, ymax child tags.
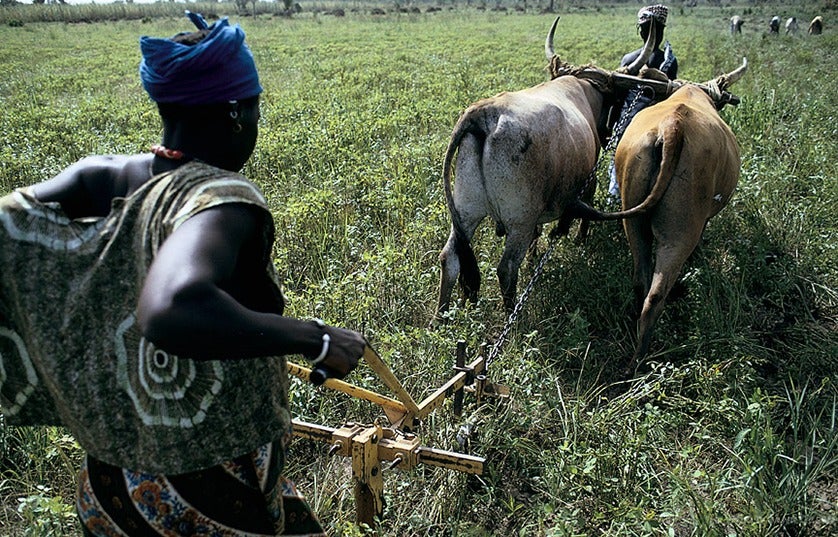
<box><xmin>575</xmin><ymin>179</ymin><xmax>596</xmax><ymax>243</ymax></box>
<box><xmin>435</xmin><ymin>132</ymin><xmax>488</xmax><ymax>323</ymax></box>
<box><xmin>435</xmin><ymin>215</ymin><xmax>484</xmax><ymax>322</ymax></box>
<box><xmin>436</xmin><ymin>227</ymin><xmax>463</xmax><ymax>320</ymax></box>
<box><xmin>634</xmin><ymin>231</ymin><xmax>703</xmax><ymax>362</ymax></box>
<box><xmin>624</xmin><ymin>217</ymin><xmax>654</xmax><ymax>320</ymax></box>
<box><xmin>497</xmin><ymin>226</ymin><xmax>538</xmax><ymax>313</ymax></box>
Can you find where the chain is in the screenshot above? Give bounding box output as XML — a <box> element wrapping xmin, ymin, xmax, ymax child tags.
<box><xmin>484</xmin><ymin>239</ymin><xmax>557</xmax><ymax>368</ymax></box>
<box><xmin>483</xmin><ymin>84</ymin><xmax>654</xmax><ymax>369</ymax></box>
<box><xmin>607</xmin><ymin>86</ymin><xmax>654</xmax><ymax>152</ymax></box>
<box><xmin>576</xmin><ymin>85</ymin><xmax>654</xmax><ymax>202</ymax></box>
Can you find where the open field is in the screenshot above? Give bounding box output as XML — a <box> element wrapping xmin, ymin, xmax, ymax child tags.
<box><xmin>1</xmin><ymin>3</ymin><xmax>836</xmax><ymax>536</ymax></box>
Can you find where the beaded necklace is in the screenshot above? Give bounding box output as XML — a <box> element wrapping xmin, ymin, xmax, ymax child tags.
<box><xmin>150</xmin><ymin>144</ymin><xmax>185</xmax><ymax>160</ymax></box>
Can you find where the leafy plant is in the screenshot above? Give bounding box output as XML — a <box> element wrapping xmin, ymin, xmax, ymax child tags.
<box><xmin>16</xmin><ymin>485</ymin><xmax>78</xmax><ymax>537</ymax></box>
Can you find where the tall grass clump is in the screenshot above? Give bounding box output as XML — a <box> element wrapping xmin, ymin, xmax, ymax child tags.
<box><xmin>1</xmin><ymin>3</ymin><xmax>836</xmax><ymax>536</ymax></box>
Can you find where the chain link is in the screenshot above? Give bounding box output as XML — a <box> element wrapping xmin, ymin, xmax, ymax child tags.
<box><xmin>577</xmin><ymin>85</ymin><xmax>654</xmax><ymax>201</ymax></box>
<box><xmin>484</xmin><ymin>239</ymin><xmax>556</xmax><ymax>368</ymax></box>
<box><xmin>607</xmin><ymin>85</ymin><xmax>655</xmax><ymax>153</ymax></box>
<box><xmin>483</xmin><ymin>84</ymin><xmax>654</xmax><ymax>369</ymax></box>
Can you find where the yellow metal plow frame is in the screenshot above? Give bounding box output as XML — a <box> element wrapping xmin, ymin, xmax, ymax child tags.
<box><xmin>287</xmin><ymin>342</ymin><xmax>507</xmax><ymax>525</ymax></box>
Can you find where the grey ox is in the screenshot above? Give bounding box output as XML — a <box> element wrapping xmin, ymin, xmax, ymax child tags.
<box><xmin>434</xmin><ymin>16</ymin><xmax>657</xmax><ymax>318</ymax></box>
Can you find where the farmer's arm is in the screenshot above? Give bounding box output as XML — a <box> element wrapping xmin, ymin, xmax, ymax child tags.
<box><xmin>137</xmin><ymin>204</ymin><xmax>362</xmax><ymax>378</ymax></box>
<box><xmin>30</xmin><ymin>155</ymin><xmax>146</xmax><ymax>218</ymax></box>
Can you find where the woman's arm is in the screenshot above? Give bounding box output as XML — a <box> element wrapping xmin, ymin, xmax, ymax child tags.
<box><xmin>136</xmin><ymin>203</ymin><xmax>363</xmax><ymax>378</ymax></box>
<box><xmin>30</xmin><ymin>155</ymin><xmax>150</xmax><ymax>219</ymax></box>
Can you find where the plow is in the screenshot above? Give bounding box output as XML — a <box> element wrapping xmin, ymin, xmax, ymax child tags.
<box><xmin>286</xmin><ymin>342</ymin><xmax>508</xmax><ymax>526</ymax></box>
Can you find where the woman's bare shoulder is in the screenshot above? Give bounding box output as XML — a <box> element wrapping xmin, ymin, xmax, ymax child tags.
<box><xmin>74</xmin><ymin>153</ymin><xmax>155</xmax><ymax>198</ymax></box>
<box><xmin>31</xmin><ymin>153</ymin><xmax>153</xmax><ymax>218</ymax></box>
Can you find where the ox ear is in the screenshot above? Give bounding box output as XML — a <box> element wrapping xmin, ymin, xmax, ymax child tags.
<box><xmin>622</xmin><ymin>22</ymin><xmax>657</xmax><ymax>76</ymax></box>
<box><xmin>545</xmin><ymin>15</ymin><xmax>561</xmax><ymax>60</ymax></box>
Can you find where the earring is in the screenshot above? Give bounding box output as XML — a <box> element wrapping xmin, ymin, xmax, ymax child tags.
<box><xmin>229</xmin><ymin>101</ymin><xmax>242</xmax><ymax>133</ymax></box>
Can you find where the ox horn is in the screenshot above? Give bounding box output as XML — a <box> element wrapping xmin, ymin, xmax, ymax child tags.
<box><xmin>545</xmin><ymin>15</ymin><xmax>560</xmax><ymax>60</ymax></box>
<box><xmin>622</xmin><ymin>22</ymin><xmax>657</xmax><ymax>76</ymax></box>
<box><xmin>708</xmin><ymin>57</ymin><xmax>748</xmax><ymax>91</ymax></box>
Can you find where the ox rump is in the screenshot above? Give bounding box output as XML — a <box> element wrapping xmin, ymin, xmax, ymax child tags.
<box><xmin>434</xmin><ymin>16</ymin><xmax>657</xmax><ymax>320</ymax></box>
<box><xmin>574</xmin><ymin>58</ymin><xmax>748</xmax><ymax>365</ymax></box>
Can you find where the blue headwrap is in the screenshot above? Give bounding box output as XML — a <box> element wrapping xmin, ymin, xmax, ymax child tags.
<box><xmin>139</xmin><ymin>12</ymin><xmax>262</xmax><ymax>105</ymax></box>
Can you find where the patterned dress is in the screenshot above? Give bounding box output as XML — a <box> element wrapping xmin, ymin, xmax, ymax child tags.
<box><xmin>0</xmin><ymin>161</ymin><xmax>323</xmax><ymax>535</ymax></box>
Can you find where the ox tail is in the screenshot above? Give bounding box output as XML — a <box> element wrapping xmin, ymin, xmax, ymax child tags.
<box><xmin>442</xmin><ymin>113</ymin><xmax>483</xmax><ymax>301</ymax></box>
<box><xmin>566</xmin><ymin>115</ymin><xmax>685</xmax><ymax>221</ymax></box>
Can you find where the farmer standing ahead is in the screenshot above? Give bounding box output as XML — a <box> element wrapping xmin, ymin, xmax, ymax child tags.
<box><xmin>608</xmin><ymin>4</ymin><xmax>679</xmax><ymax>198</ymax></box>
<box><xmin>0</xmin><ymin>12</ymin><xmax>364</xmax><ymax>536</ymax></box>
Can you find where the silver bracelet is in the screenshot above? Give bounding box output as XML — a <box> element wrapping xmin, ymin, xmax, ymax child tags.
<box><xmin>310</xmin><ymin>319</ymin><xmax>330</xmax><ymax>365</ymax></box>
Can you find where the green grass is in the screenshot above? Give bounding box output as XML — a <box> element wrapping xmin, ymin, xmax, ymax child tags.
<box><xmin>1</xmin><ymin>3</ymin><xmax>836</xmax><ymax>536</ymax></box>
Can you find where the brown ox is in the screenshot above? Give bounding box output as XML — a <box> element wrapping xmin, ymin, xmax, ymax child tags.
<box><xmin>588</xmin><ymin>60</ymin><xmax>748</xmax><ymax>363</ymax></box>
<box><xmin>434</xmin><ymin>17</ymin><xmax>657</xmax><ymax>318</ymax></box>
<box><xmin>558</xmin><ymin>55</ymin><xmax>748</xmax><ymax>364</ymax></box>
<box><xmin>809</xmin><ymin>16</ymin><xmax>824</xmax><ymax>35</ymax></box>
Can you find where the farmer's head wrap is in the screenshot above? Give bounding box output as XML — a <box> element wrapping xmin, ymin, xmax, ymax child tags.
<box><xmin>638</xmin><ymin>5</ymin><xmax>668</xmax><ymax>26</ymax></box>
<box><xmin>139</xmin><ymin>11</ymin><xmax>262</xmax><ymax>105</ymax></box>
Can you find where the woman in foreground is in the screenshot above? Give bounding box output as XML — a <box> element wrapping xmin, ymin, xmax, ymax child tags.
<box><xmin>0</xmin><ymin>12</ymin><xmax>364</xmax><ymax>536</ymax></box>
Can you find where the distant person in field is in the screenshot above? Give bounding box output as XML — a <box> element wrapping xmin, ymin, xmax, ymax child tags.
<box><xmin>0</xmin><ymin>11</ymin><xmax>365</xmax><ymax>536</ymax></box>
<box><xmin>607</xmin><ymin>4</ymin><xmax>679</xmax><ymax>198</ymax></box>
